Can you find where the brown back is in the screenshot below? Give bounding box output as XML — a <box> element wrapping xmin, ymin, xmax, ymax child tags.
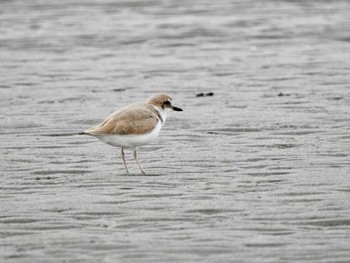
<box><xmin>85</xmin><ymin>103</ymin><xmax>160</xmax><ymax>135</ymax></box>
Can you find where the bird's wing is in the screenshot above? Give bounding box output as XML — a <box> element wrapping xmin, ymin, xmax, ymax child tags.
<box><xmin>85</xmin><ymin>103</ymin><xmax>160</xmax><ymax>135</ymax></box>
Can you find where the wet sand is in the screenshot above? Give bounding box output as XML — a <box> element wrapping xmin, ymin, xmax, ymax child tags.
<box><xmin>1</xmin><ymin>0</ymin><xmax>350</xmax><ymax>262</ymax></box>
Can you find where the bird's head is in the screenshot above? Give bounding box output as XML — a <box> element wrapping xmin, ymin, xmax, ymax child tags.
<box><xmin>146</xmin><ymin>93</ymin><xmax>183</xmax><ymax>112</ymax></box>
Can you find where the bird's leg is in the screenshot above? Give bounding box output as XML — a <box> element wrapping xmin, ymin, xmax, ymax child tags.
<box><xmin>121</xmin><ymin>148</ymin><xmax>129</xmax><ymax>174</ymax></box>
<box><xmin>133</xmin><ymin>149</ymin><xmax>146</xmax><ymax>175</ymax></box>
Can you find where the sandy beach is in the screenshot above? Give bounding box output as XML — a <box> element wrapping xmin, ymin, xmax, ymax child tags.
<box><xmin>1</xmin><ymin>0</ymin><xmax>350</xmax><ymax>262</ymax></box>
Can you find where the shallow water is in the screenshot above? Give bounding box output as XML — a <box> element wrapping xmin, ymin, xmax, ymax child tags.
<box><xmin>1</xmin><ymin>0</ymin><xmax>350</xmax><ymax>262</ymax></box>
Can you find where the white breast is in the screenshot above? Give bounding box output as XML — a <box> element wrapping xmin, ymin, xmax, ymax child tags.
<box><xmin>93</xmin><ymin>121</ymin><xmax>162</xmax><ymax>149</ymax></box>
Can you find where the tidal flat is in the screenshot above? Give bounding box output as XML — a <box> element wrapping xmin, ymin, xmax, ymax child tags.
<box><xmin>1</xmin><ymin>0</ymin><xmax>350</xmax><ymax>262</ymax></box>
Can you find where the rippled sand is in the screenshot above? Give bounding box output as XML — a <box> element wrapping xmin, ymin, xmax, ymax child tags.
<box><xmin>1</xmin><ymin>0</ymin><xmax>350</xmax><ymax>262</ymax></box>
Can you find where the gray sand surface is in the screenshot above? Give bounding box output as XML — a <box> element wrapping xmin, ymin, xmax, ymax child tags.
<box><xmin>1</xmin><ymin>0</ymin><xmax>350</xmax><ymax>262</ymax></box>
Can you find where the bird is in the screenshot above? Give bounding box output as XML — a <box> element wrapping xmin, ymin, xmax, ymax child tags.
<box><xmin>79</xmin><ymin>93</ymin><xmax>183</xmax><ymax>174</ymax></box>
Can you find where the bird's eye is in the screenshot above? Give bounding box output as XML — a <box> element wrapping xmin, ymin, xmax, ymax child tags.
<box><xmin>164</xmin><ymin>101</ymin><xmax>171</xmax><ymax>105</ymax></box>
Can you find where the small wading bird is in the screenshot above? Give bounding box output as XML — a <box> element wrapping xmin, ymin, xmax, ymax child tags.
<box><xmin>79</xmin><ymin>93</ymin><xmax>182</xmax><ymax>174</ymax></box>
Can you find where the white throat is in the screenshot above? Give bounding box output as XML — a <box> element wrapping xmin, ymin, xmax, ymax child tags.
<box><xmin>154</xmin><ymin>106</ymin><xmax>170</xmax><ymax>125</ymax></box>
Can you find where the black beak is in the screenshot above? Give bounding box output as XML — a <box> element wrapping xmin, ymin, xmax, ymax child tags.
<box><xmin>172</xmin><ymin>106</ymin><xmax>183</xmax><ymax>111</ymax></box>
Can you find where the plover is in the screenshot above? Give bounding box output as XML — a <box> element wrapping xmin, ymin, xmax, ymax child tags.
<box><xmin>79</xmin><ymin>93</ymin><xmax>182</xmax><ymax>174</ymax></box>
